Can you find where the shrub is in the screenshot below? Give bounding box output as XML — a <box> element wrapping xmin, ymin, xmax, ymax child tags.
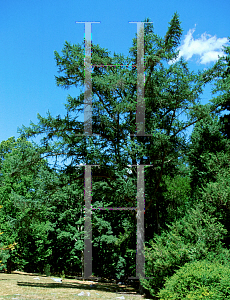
<box><xmin>158</xmin><ymin>259</ymin><xmax>230</xmax><ymax>299</ymax></box>
<box><xmin>61</xmin><ymin>270</ymin><xmax>65</xmax><ymax>280</ymax></box>
<box><xmin>140</xmin><ymin>205</ymin><xmax>229</xmax><ymax>298</ymax></box>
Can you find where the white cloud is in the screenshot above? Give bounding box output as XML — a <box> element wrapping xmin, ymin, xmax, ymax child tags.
<box><xmin>170</xmin><ymin>27</ymin><xmax>229</xmax><ymax>65</ymax></box>
<box><xmin>200</xmin><ymin>50</ymin><xmax>224</xmax><ymax>64</ymax></box>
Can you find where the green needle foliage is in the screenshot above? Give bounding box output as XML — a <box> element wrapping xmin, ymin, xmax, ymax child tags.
<box><xmin>19</xmin><ymin>12</ymin><xmax>219</xmax><ymax>242</ymax></box>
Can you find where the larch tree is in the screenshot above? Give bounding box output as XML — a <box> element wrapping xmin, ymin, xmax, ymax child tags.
<box><xmin>18</xmin><ymin>12</ymin><xmax>224</xmax><ymax>282</ymax></box>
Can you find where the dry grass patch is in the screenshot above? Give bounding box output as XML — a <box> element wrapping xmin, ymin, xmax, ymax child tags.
<box><xmin>0</xmin><ymin>271</ymin><xmax>149</xmax><ymax>299</ymax></box>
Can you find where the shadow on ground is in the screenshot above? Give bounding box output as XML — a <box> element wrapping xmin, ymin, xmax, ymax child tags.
<box><xmin>16</xmin><ymin>280</ymin><xmax>140</xmax><ymax>296</ymax></box>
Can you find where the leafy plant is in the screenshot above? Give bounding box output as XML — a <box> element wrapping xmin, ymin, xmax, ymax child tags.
<box><xmin>158</xmin><ymin>259</ymin><xmax>230</xmax><ymax>299</ymax></box>
<box><xmin>0</xmin><ymin>205</ymin><xmax>18</xmax><ymax>272</ymax></box>
<box><xmin>140</xmin><ymin>205</ymin><xmax>229</xmax><ymax>298</ymax></box>
<box><xmin>61</xmin><ymin>270</ymin><xmax>65</xmax><ymax>280</ymax></box>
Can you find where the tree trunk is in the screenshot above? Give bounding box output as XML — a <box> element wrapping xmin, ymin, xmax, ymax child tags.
<box><xmin>139</xmin><ymin>281</ymin><xmax>144</xmax><ymax>294</ymax></box>
<box><xmin>81</xmin><ymin>249</ymin><xmax>84</xmax><ymax>279</ymax></box>
<box><xmin>156</xmin><ymin>200</ymin><xmax>161</xmax><ymax>235</ymax></box>
<box><xmin>7</xmin><ymin>257</ymin><xmax>12</xmax><ymax>274</ymax></box>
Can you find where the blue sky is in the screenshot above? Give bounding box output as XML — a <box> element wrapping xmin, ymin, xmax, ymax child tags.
<box><xmin>1</xmin><ymin>0</ymin><xmax>229</xmax><ymax>152</ymax></box>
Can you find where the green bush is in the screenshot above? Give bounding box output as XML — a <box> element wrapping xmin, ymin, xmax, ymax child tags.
<box><xmin>140</xmin><ymin>205</ymin><xmax>229</xmax><ymax>298</ymax></box>
<box><xmin>61</xmin><ymin>270</ymin><xmax>65</xmax><ymax>280</ymax></box>
<box><xmin>0</xmin><ymin>243</ymin><xmax>10</xmax><ymax>271</ymax></box>
<box><xmin>158</xmin><ymin>259</ymin><xmax>230</xmax><ymax>299</ymax></box>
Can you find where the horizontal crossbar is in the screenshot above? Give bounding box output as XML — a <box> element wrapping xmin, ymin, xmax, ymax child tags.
<box><xmin>91</xmin><ymin>207</ymin><xmax>138</xmax><ymax>211</ymax></box>
<box><xmin>92</xmin><ymin>64</ymin><xmax>137</xmax><ymax>67</ymax></box>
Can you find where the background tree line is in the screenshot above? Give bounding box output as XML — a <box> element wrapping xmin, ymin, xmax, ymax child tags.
<box><xmin>1</xmin><ymin>12</ymin><xmax>230</xmax><ymax>298</ymax></box>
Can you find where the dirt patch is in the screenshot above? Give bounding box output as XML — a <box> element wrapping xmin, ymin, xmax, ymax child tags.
<box><xmin>0</xmin><ymin>271</ymin><xmax>150</xmax><ymax>299</ymax></box>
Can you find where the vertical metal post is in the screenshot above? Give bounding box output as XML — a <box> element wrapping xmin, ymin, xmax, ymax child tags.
<box><xmin>136</xmin><ymin>165</ymin><xmax>145</xmax><ymax>279</ymax></box>
<box><xmin>84</xmin><ymin>23</ymin><xmax>92</xmax><ymax>136</ymax></box>
<box><xmin>129</xmin><ymin>21</ymin><xmax>153</xmax><ymax>137</ymax></box>
<box><xmin>84</xmin><ymin>165</ymin><xmax>92</xmax><ymax>278</ymax></box>
<box><xmin>136</xmin><ymin>23</ymin><xmax>145</xmax><ymax>136</ymax></box>
<box><xmin>75</xmin><ymin>21</ymin><xmax>100</xmax><ymax>136</ymax></box>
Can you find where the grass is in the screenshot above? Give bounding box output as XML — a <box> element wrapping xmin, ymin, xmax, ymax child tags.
<box><xmin>0</xmin><ymin>271</ymin><xmax>151</xmax><ymax>299</ymax></box>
